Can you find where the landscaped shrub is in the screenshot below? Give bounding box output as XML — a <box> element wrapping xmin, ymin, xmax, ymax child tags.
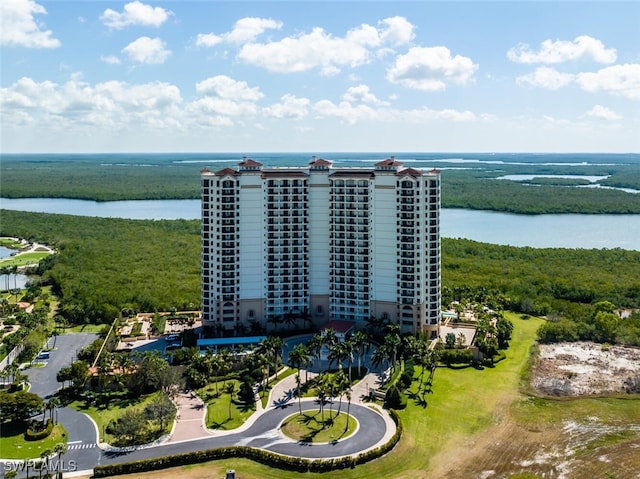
<box><xmin>439</xmin><ymin>348</ymin><xmax>473</xmax><ymax>367</ymax></box>
<box><xmin>384</xmin><ymin>385</ymin><xmax>406</xmax><ymax>409</ymax></box>
<box><xmin>25</xmin><ymin>419</ymin><xmax>53</xmax><ymax>441</ymax></box>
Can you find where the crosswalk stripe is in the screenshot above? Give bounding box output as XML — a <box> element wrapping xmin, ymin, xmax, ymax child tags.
<box><xmin>68</xmin><ymin>443</ymin><xmax>96</xmax><ymax>450</ymax></box>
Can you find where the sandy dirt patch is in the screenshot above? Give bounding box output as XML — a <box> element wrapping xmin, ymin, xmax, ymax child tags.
<box><xmin>531</xmin><ymin>342</ymin><xmax>640</xmax><ymax>396</ymax></box>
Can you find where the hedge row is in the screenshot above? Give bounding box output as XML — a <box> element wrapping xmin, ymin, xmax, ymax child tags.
<box><xmin>25</xmin><ymin>419</ymin><xmax>53</xmax><ymax>441</ymax></box>
<box><xmin>92</xmin><ymin>410</ymin><xmax>402</xmax><ymax>477</ymax></box>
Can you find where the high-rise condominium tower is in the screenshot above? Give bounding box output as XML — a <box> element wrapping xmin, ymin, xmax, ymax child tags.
<box><xmin>201</xmin><ymin>156</ymin><xmax>441</xmax><ymax>337</ymax></box>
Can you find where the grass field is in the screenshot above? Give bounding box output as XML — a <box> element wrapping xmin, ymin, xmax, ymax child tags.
<box><xmin>0</xmin><ymin>423</ymin><xmax>67</xmax><ymax>460</ymax></box>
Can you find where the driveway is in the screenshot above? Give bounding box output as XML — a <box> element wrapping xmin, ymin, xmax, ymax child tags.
<box><xmin>25</xmin><ymin>332</ymin><xmax>99</xmax><ymax>398</ymax></box>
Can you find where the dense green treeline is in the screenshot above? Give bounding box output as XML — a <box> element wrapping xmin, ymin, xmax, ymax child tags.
<box><xmin>0</xmin><ymin>210</ymin><xmax>201</xmax><ymax>322</ymax></box>
<box><xmin>442</xmin><ymin>239</ymin><xmax>640</xmax><ymax>314</ymax></box>
<box><xmin>0</xmin><ymin>162</ymin><xmax>201</xmax><ymax>201</ymax></box>
<box><xmin>441</xmin><ymin>171</ymin><xmax>640</xmax><ymax>214</ymax></box>
<box><xmin>2</xmin><ymin>155</ymin><xmax>640</xmax><ymax>213</ymax></box>
<box><xmin>2</xmin><ymin>210</ymin><xmax>639</xmax><ymax>325</ymax></box>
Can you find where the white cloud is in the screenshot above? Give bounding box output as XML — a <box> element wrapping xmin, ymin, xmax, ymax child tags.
<box><xmin>197</xmin><ymin>17</ymin><xmax>282</xmax><ymax>47</ymax></box>
<box><xmin>100</xmin><ymin>1</ymin><xmax>172</xmax><ymax>29</ymax></box>
<box><xmin>516</xmin><ymin>67</ymin><xmax>574</xmax><ymax>90</ymax></box>
<box><xmin>235</xmin><ymin>17</ymin><xmax>416</xmax><ymax>74</ymax></box>
<box><xmin>0</xmin><ymin>0</ymin><xmax>60</xmax><ymax>48</ymax></box>
<box><xmin>313</xmin><ymin>100</ymin><xmax>378</xmax><ymax>124</ymax></box>
<box><xmin>100</xmin><ymin>55</ymin><xmax>121</xmax><ymax>65</ymax></box>
<box><xmin>263</xmin><ymin>94</ymin><xmax>310</xmax><ymax>119</ymax></box>
<box><xmin>195</xmin><ymin>75</ymin><xmax>263</xmax><ymax>101</ymax></box>
<box><xmin>311</xmin><ymin>98</ymin><xmax>478</xmax><ymax>125</ymax></box>
<box><xmin>507</xmin><ymin>35</ymin><xmax>616</xmax><ymax>64</ymax></box>
<box><xmin>196</xmin><ymin>33</ymin><xmax>223</xmax><ymax>48</ymax></box>
<box><xmin>343</xmin><ymin>85</ymin><xmax>388</xmax><ymax>105</ymax></box>
<box><xmin>378</xmin><ymin>16</ymin><xmax>415</xmax><ymax>46</ymax></box>
<box><xmin>0</xmin><ymin>76</ymin><xmax>183</xmax><ymax>129</ymax></box>
<box><xmin>576</xmin><ymin>64</ymin><xmax>640</xmax><ymax>101</ymax></box>
<box><xmin>386</xmin><ymin>46</ymin><xmax>478</xmax><ymax>91</ymax></box>
<box><xmin>122</xmin><ymin>37</ymin><xmax>171</xmax><ymax>64</ymax></box>
<box><xmin>584</xmin><ymin>105</ymin><xmax>622</xmax><ymax>121</ymax></box>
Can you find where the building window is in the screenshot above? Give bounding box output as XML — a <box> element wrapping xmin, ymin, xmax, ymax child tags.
<box><xmin>248</xmin><ymin>309</ymin><xmax>255</xmax><ymax>319</ymax></box>
<box><xmin>316</xmin><ymin>305</ymin><xmax>323</xmax><ymax>315</ymax></box>
<box><xmin>382</xmin><ymin>312</ymin><xmax>389</xmax><ymax>320</ymax></box>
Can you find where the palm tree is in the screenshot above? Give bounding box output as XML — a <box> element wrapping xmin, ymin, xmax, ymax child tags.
<box><xmin>334</xmin><ymin>368</ymin><xmax>349</xmax><ymax>417</ymax></box>
<box><xmin>351</xmin><ymin>330</ymin><xmax>369</xmax><ymax>377</ymax></box>
<box><xmin>315</xmin><ymin>372</ymin><xmax>329</xmax><ymax>426</ymax></box>
<box><xmin>38</xmin><ymin>448</ymin><xmax>51</xmax><ymax>479</ymax></box>
<box><xmin>383</xmin><ymin>327</ymin><xmax>401</xmax><ymax>372</ymax></box>
<box><xmin>265</xmin><ymin>336</ymin><xmax>284</xmax><ymax>379</ymax></box>
<box><xmin>371</xmin><ymin>344</ymin><xmax>390</xmax><ymax>385</ymax></box>
<box><xmin>10</xmin><ymin>265</ymin><xmax>18</xmax><ymax>298</ymax></box>
<box><xmin>47</xmin><ymin>397</ymin><xmax>61</xmax><ymax>425</ymax></box>
<box><xmin>54</xmin><ymin>443</ymin><xmax>67</xmax><ymax>478</ymax></box>
<box><xmin>344</xmin><ymin>386</ymin><xmax>353</xmax><ymax>432</ymax></box>
<box><xmin>288</xmin><ymin>343</ymin><xmax>310</xmax><ymax>415</ymax></box>
<box><xmin>225</xmin><ymin>382</ymin><xmax>236</xmax><ymax>420</ymax></box>
<box><xmin>283</xmin><ymin>309</ymin><xmax>297</xmax><ymax>330</ymax></box>
<box><xmin>307</xmin><ymin>334</ymin><xmax>324</xmax><ymax>372</ymax></box>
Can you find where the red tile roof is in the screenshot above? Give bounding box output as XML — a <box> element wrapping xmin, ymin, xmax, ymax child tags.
<box><xmin>397</xmin><ymin>167</ymin><xmax>423</xmax><ymax>177</ymax></box>
<box><xmin>214</xmin><ymin>167</ymin><xmax>238</xmax><ymax>176</ymax></box>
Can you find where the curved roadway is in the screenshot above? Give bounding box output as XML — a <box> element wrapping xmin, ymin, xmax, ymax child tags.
<box><xmin>93</xmin><ymin>399</ymin><xmax>387</xmax><ymax>470</ymax></box>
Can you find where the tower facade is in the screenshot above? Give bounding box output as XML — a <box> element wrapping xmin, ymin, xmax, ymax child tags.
<box><xmin>201</xmin><ymin>156</ymin><xmax>441</xmax><ymax>336</ymax></box>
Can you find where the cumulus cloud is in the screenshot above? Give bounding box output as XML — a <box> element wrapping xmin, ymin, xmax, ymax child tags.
<box><xmin>234</xmin><ymin>16</ymin><xmax>415</xmax><ymax>74</ymax></box>
<box><xmin>122</xmin><ymin>37</ymin><xmax>171</xmax><ymax>64</ymax></box>
<box><xmin>101</xmin><ymin>1</ymin><xmax>172</xmax><ymax>29</ymax></box>
<box><xmin>516</xmin><ymin>67</ymin><xmax>574</xmax><ymax>90</ymax></box>
<box><xmin>188</xmin><ymin>75</ymin><xmax>264</xmax><ymax>122</ymax></box>
<box><xmin>378</xmin><ymin>16</ymin><xmax>415</xmax><ymax>46</ymax></box>
<box><xmin>197</xmin><ymin>17</ymin><xmax>282</xmax><ymax>47</ymax></box>
<box><xmin>386</xmin><ymin>46</ymin><xmax>478</xmax><ymax>91</ymax></box>
<box><xmin>343</xmin><ymin>85</ymin><xmax>388</xmax><ymax>105</ymax></box>
<box><xmin>584</xmin><ymin>105</ymin><xmax>622</xmax><ymax>121</ymax></box>
<box><xmin>507</xmin><ymin>35</ymin><xmax>616</xmax><ymax>64</ymax></box>
<box><xmin>195</xmin><ymin>75</ymin><xmax>263</xmax><ymax>101</ymax></box>
<box><xmin>0</xmin><ymin>76</ymin><xmax>183</xmax><ymax>129</ymax></box>
<box><xmin>0</xmin><ymin>0</ymin><xmax>60</xmax><ymax>48</ymax></box>
<box><xmin>263</xmin><ymin>94</ymin><xmax>310</xmax><ymax>119</ymax></box>
<box><xmin>313</xmin><ymin>100</ymin><xmax>378</xmax><ymax>124</ymax></box>
<box><xmin>576</xmin><ymin>64</ymin><xmax>640</xmax><ymax>101</ymax></box>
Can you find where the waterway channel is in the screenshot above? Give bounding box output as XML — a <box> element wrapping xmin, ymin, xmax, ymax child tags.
<box><xmin>1</xmin><ymin>197</ymin><xmax>639</xmax><ymax>250</ymax></box>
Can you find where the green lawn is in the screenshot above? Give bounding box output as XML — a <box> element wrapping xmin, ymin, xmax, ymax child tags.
<box><xmin>69</xmin><ymin>390</ymin><xmax>169</xmax><ymax>444</ymax></box>
<box><xmin>0</xmin><ymin>251</ymin><xmax>51</xmax><ymax>267</ymax></box>
<box><xmin>63</xmin><ymin>324</ymin><xmax>106</xmax><ymax>333</ymax></box>
<box><xmin>0</xmin><ymin>422</ymin><xmax>67</xmax><ymax>459</ymax></box>
<box><xmin>281</xmin><ymin>410</ymin><xmax>356</xmax><ymax>443</ymax></box>
<box><xmin>198</xmin><ymin>380</ymin><xmax>256</xmax><ymax>430</ymax></box>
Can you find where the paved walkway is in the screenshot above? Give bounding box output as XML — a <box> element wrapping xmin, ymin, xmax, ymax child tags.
<box><xmin>166</xmin><ymin>366</ymin><xmax>397</xmax><ymax>456</ymax></box>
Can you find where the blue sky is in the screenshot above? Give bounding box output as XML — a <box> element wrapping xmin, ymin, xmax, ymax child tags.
<box><xmin>1</xmin><ymin>0</ymin><xmax>639</xmax><ymax>153</ymax></box>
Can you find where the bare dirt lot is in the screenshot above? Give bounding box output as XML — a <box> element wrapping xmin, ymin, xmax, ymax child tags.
<box><xmin>532</xmin><ymin>342</ymin><xmax>640</xmax><ymax>396</ymax></box>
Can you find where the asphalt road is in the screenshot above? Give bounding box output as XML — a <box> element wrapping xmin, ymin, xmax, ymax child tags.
<box><xmin>93</xmin><ymin>399</ymin><xmax>387</xmax><ymax>470</ymax></box>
